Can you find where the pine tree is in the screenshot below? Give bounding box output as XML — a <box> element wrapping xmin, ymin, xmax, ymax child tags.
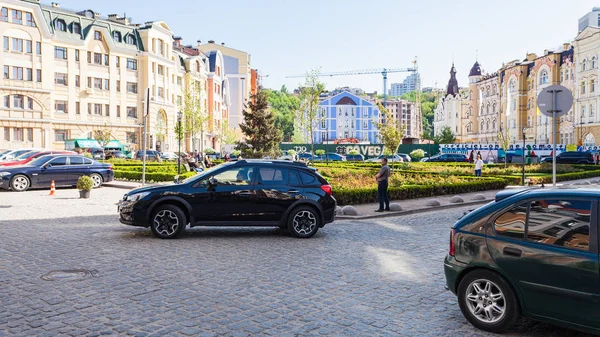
<box><xmin>237</xmin><ymin>90</ymin><xmax>283</xmax><ymax>158</ymax></box>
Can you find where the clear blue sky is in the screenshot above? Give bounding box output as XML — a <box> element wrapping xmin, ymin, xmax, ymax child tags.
<box><xmin>52</xmin><ymin>0</ymin><xmax>597</xmax><ymax>93</ymax></box>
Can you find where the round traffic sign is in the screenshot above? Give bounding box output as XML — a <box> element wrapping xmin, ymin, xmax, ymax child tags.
<box><xmin>537</xmin><ymin>85</ymin><xmax>573</xmax><ymax>118</ymax></box>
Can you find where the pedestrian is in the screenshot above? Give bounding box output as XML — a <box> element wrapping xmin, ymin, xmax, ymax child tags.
<box><xmin>375</xmin><ymin>157</ymin><xmax>390</xmax><ymax>212</ymax></box>
<box><xmin>468</xmin><ymin>151</ymin><xmax>474</xmax><ymax>163</ymax></box>
<box><xmin>474</xmin><ymin>154</ymin><xmax>484</xmax><ymax>177</ymax></box>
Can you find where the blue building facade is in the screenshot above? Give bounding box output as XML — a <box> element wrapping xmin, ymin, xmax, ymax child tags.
<box><xmin>314</xmin><ymin>92</ymin><xmax>380</xmax><ymax>144</ymax></box>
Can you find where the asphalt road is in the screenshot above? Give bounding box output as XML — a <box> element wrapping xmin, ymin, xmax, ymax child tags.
<box><xmin>0</xmin><ymin>187</ymin><xmax>593</xmax><ymax>336</ymax></box>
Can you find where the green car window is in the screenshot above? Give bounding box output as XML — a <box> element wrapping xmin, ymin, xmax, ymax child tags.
<box><xmin>494</xmin><ymin>203</ymin><xmax>528</xmax><ymax>239</ymax></box>
<box><xmin>527</xmin><ymin>200</ymin><xmax>591</xmax><ymax>251</ymax></box>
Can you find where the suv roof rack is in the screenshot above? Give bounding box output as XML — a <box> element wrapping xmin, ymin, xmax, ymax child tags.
<box><xmin>236</xmin><ymin>159</ymin><xmax>309</xmax><ymax>167</ymax></box>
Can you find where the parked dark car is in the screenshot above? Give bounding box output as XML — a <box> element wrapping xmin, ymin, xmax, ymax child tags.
<box><xmin>135</xmin><ymin>150</ymin><xmax>161</xmax><ymax>161</ymax></box>
<box><xmin>105</xmin><ymin>150</ymin><xmax>126</xmax><ymax>160</ymax></box>
<box><xmin>345</xmin><ymin>154</ymin><xmax>365</xmax><ymax>162</ymax></box>
<box><xmin>445</xmin><ymin>188</ymin><xmax>600</xmax><ymax>334</ymax></box>
<box><xmin>425</xmin><ymin>153</ymin><xmax>469</xmax><ymax>162</ymax></box>
<box><xmin>398</xmin><ymin>153</ymin><xmax>411</xmax><ymax>162</ymax></box>
<box><xmin>540</xmin><ymin>151</ymin><xmax>594</xmax><ymax>164</ymax></box>
<box><xmin>314</xmin><ymin>153</ymin><xmax>346</xmax><ymax>162</ymax></box>
<box><xmin>118</xmin><ymin>160</ymin><xmax>336</xmax><ymax>239</ymax></box>
<box><xmin>86</xmin><ymin>147</ymin><xmax>105</xmax><ymax>160</ymax></box>
<box><xmin>0</xmin><ymin>154</ymin><xmax>114</xmax><ymax>191</ymax></box>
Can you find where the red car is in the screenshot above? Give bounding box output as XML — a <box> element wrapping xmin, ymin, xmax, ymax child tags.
<box><xmin>0</xmin><ymin>150</ymin><xmax>77</xmax><ymax>166</ymax></box>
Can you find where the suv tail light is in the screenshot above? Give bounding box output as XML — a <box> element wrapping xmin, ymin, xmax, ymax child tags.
<box><xmin>320</xmin><ymin>184</ymin><xmax>332</xmax><ymax>196</ymax></box>
<box><xmin>449</xmin><ymin>229</ymin><xmax>456</xmax><ymax>256</ymax></box>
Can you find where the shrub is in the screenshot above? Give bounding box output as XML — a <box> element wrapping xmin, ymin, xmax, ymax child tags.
<box><xmin>410</xmin><ymin>149</ymin><xmax>425</xmax><ymax>161</ymax></box>
<box><xmin>232</xmin><ymin>150</ymin><xmax>241</xmax><ymax>157</ymax></box>
<box><xmin>287</xmin><ymin>149</ymin><xmax>296</xmax><ymax>156</ymax></box>
<box><xmin>348</xmin><ymin>149</ymin><xmax>359</xmax><ymax>156</ymax></box>
<box><xmin>315</xmin><ymin>149</ymin><xmax>325</xmax><ymax>156</ymax></box>
<box><xmin>114</xmin><ymin>170</ymin><xmax>195</xmax><ymax>182</ymax></box>
<box><xmin>76</xmin><ymin>176</ymin><xmax>94</xmax><ymax>191</ymax></box>
<box><xmin>205</xmin><ymin>147</ymin><xmax>215</xmax><ymax>155</ymax></box>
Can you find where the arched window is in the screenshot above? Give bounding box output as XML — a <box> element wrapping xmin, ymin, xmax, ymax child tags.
<box><xmin>509</xmin><ymin>79</ymin><xmax>516</xmax><ymax>93</ymax></box>
<box><xmin>493</xmin><ymin>102</ymin><xmax>497</xmax><ymax>113</ymax></box>
<box><xmin>539</xmin><ymin>70</ymin><xmax>548</xmax><ymax>85</ymax></box>
<box><xmin>480</xmin><ymin>104</ymin><xmax>484</xmax><ymax>115</ymax></box>
<box><xmin>584</xmin><ymin>133</ymin><xmax>596</xmax><ymax>147</ymax></box>
<box><xmin>113</xmin><ymin>31</ymin><xmax>122</xmax><ymax>42</ymax></box>
<box><xmin>480</xmin><ymin>120</ymin><xmax>484</xmax><ymax>131</ymax></box>
<box><xmin>55</xmin><ymin>19</ymin><xmax>66</xmax><ymax>32</ymax></box>
<box><xmin>486</xmin><ymin>105</ymin><xmax>490</xmax><ymax>115</ymax></box>
<box><xmin>492</xmin><ymin>119</ymin><xmax>497</xmax><ymax>130</ymax></box>
<box><xmin>593</xmin><ymin>57</ymin><xmax>597</xmax><ymax>69</ymax></box>
<box><xmin>583</xmin><ymin>60</ymin><xmax>588</xmax><ymax>71</ymax></box>
<box><xmin>126</xmin><ymin>34</ymin><xmax>136</xmax><ymax>45</ymax></box>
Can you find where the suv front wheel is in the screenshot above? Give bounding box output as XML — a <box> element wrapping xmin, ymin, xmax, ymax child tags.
<box><xmin>288</xmin><ymin>206</ymin><xmax>320</xmax><ymax>238</ymax></box>
<box><xmin>150</xmin><ymin>204</ymin><xmax>187</xmax><ymax>239</ymax></box>
<box><xmin>457</xmin><ymin>270</ymin><xmax>520</xmax><ymax>333</ymax></box>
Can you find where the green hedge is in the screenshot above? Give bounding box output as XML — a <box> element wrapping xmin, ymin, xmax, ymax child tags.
<box><xmin>114</xmin><ymin>170</ymin><xmax>195</xmax><ymax>182</ymax></box>
<box><xmin>333</xmin><ymin>178</ymin><xmax>508</xmax><ymax>205</ymax></box>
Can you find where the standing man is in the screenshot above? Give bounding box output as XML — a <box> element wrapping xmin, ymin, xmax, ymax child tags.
<box><xmin>375</xmin><ymin>157</ymin><xmax>390</xmax><ymax>212</ymax></box>
<box><xmin>474</xmin><ymin>154</ymin><xmax>484</xmax><ymax>177</ymax></box>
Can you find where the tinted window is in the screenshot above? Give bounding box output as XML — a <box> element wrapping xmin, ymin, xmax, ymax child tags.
<box><xmin>48</xmin><ymin>157</ymin><xmax>67</xmax><ymax>166</ymax></box>
<box><xmin>494</xmin><ymin>203</ymin><xmax>528</xmax><ymax>239</ymax></box>
<box><xmin>83</xmin><ymin>158</ymin><xmax>94</xmax><ymax>165</ymax></box>
<box><xmin>69</xmin><ymin>156</ymin><xmax>84</xmax><ymax>165</ymax></box>
<box><xmin>528</xmin><ymin>199</ymin><xmax>591</xmax><ymax>251</ymax></box>
<box><xmin>299</xmin><ymin>171</ymin><xmax>317</xmax><ymax>185</ymax></box>
<box><xmin>289</xmin><ymin>170</ymin><xmax>302</xmax><ymax>186</ymax></box>
<box><xmin>211</xmin><ymin>166</ymin><xmax>255</xmax><ymax>186</ymax></box>
<box><xmin>258</xmin><ymin>167</ymin><xmax>286</xmax><ymax>184</ymax></box>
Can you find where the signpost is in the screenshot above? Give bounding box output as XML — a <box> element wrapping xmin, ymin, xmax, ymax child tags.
<box><xmin>537</xmin><ymin>85</ymin><xmax>573</xmax><ymax>186</ymax></box>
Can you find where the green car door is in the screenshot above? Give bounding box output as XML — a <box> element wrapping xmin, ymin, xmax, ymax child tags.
<box><xmin>486</xmin><ymin>197</ymin><xmax>600</xmax><ymax>328</ymax></box>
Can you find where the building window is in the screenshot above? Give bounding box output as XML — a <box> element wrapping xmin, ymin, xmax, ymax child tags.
<box><xmin>36</xmin><ymin>42</ymin><xmax>41</xmax><ymax>55</ymax></box>
<box><xmin>87</xmin><ymin>51</ymin><xmax>91</xmax><ymax>63</ymax></box>
<box><xmin>87</xmin><ymin>77</ymin><xmax>91</xmax><ymax>88</ymax></box>
<box><xmin>105</xmin><ymin>104</ymin><xmax>110</xmax><ymax>116</ymax></box>
<box><xmin>582</xmin><ymin>106</ymin><xmax>586</xmax><ymax>118</ymax></box>
<box><xmin>3</xmin><ymin>65</ymin><xmax>8</xmax><ymax>79</ymax></box>
<box><xmin>94</xmin><ymin>78</ymin><xmax>102</xmax><ymax>89</ymax></box>
<box><xmin>539</xmin><ymin>70</ymin><xmax>548</xmax><ymax>85</ymax></box>
<box><xmin>3</xmin><ymin>36</ymin><xmax>8</xmax><ymax>51</ymax></box>
<box><xmin>12</xmin><ymin>38</ymin><xmax>23</xmax><ymax>52</ymax></box>
<box><xmin>94</xmin><ymin>104</ymin><xmax>102</xmax><ymax>115</ymax></box>
<box><xmin>126</xmin><ymin>131</ymin><xmax>137</xmax><ymax>144</ymax></box>
<box><xmin>54</xmin><ymin>46</ymin><xmax>67</xmax><ymax>59</ymax></box>
<box><xmin>127</xmin><ymin>82</ymin><xmax>137</xmax><ymax>94</ymax></box>
<box><xmin>55</xmin><ymin>100</ymin><xmax>67</xmax><ymax>113</ymax></box>
<box><xmin>26</xmin><ymin>128</ymin><xmax>33</xmax><ymax>142</ymax></box>
<box><xmin>127</xmin><ymin>106</ymin><xmax>137</xmax><ymax>118</ymax></box>
<box><xmin>116</xmin><ymin>80</ymin><xmax>121</xmax><ymax>92</ymax></box>
<box><xmin>13</xmin><ymin>128</ymin><xmax>23</xmax><ymax>141</ymax></box>
<box><xmin>13</xmin><ymin>95</ymin><xmax>24</xmax><ymax>109</ymax></box>
<box><xmin>157</xmin><ymin>87</ymin><xmax>164</xmax><ymax>98</ymax></box>
<box><xmin>12</xmin><ymin>9</ymin><xmax>22</xmax><ymax>24</ymax></box>
<box><xmin>23</xmin><ymin>12</ymin><xmax>34</xmax><ymax>27</ymax></box>
<box><xmin>113</xmin><ymin>31</ymin><xmax>121</xmax><ymax>42</ymax></box>
<box><xmin>13</xmin><ymin>67</ymin><xmax>23</xmax><ymax>80</ymax></box>
<box><xmin>93</xmin><ymin>53</ymin><xmax>102</xmax><ymax>65</ymax></box>
<box><xmin>73</xmin><ymin>22</ymin><xmax>81</xmax><ymax>35</ymax></box>
<box><xmin>55</xmin><ymin>19</ymin><xmax>66</xmax><ymax>32</ymax></box>
<box><xmin>104</xmin><ymin>79</ymin><xmax>109</xmax><ymax>90</ymax></box>
<box><xmin>104</xmin><ymin>54</ymin><xmax>109</xmax><ymax>66</ymax></box>
<box><xmin>36</xmin><ymin>69</ymin><xmax>41</xmax><ymax>82</ymax></box>
<box><xmin>75</xmin><ymin>102</ymin><xmax>80</xmax><ymax>114</ymax></box>
<box><xmin>74</xmin><ymin>75</ymin><xmax>80</xmax><ymax>87</ymax></box>
<box><xmin>125</xmin><ymin>34</ymin><xmax>136</xmax><ymax>45</ymax></box>
<box><xmin>592</xmin><ymin>79</ymin><xmax>596</xmax><ymax>93</ymax></box>
<box><xmin>54</xmin><ymin>130</ymin><xmax>68</xmax><ymax>142</ymax></box>
<box><xmin>87</xmin><ymin>103</ymin><xmax>91</xmax><ymax>115</ymax></box>
<box><xmin>116</xmin><ymin>105</ymin><xmax>121</xmax><ymax>117</ymax></box>
<box><xmin>3</xmin><ymin>95</ymin><xmax>9</xmax><ymax>108</ymax></box>
<box><xmin>25</xmin><ymin>40</ymin><xmax>32</xmax><ymax>54</ymax></box>
<box><xmin>158</xmin><ymin>65</ymin><xmax>164</xmax><ymax>75</ymax></box>
<box><xmin>3</xmin><ymin>127</ymin><xmax>9</xmax><ymax>141</ymax></box>
<box><xmin>591</xmin><ymin>105</ymin><xmax>595</xmax><ymax>118</ymax></box>
<box><xmin>582</xmin><ymin>81</ymin><xmax>587</xmax><ymax>94</ymax></box>
<box><xmin>115</xmin><ymin>56</ymin><xmax>120</xmax><ymax>68</ymax></box>
<box><xmin>583</xmin><ymin>60</ymin><xmax>588</xmax><ymax>71</ymax></box>
<box><xmin>75</xmin><ymin>49</ymin><xmax>79</xmax><ymax>61</ymax></box>
<box><xmin>126</xmin><ymin>59</ymin><xmax>137</xmax><ymax>70</ymax></box>
<box><xmin>25</xmin><ymin>68</ymin><xmax>32</xmax><ymax>81</ymax></box>
<box><xmin>1</xmin><ymin>8</ymin><xmax>7</xmax><ymax>22</ymax></box>
<box><xmin>94</xmin><ymin>31</ymin><xmax>102</xmax><ymax>41</ymax></box>
<box><xmin>54</xmin><ymin>73</ymin><xmax>67</xmax><ymax>86</ymax></box>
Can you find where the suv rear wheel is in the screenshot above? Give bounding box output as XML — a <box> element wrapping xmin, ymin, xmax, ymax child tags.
<box><xmin>150</xmin><ymin>204</ymin><xmax>187</xmax><ymax>239</ymax></box>
<box><xmin>288</xmin><ymin>206</ymin><xmax>320</xmax><ymax>238</ymax></box>
<box><xmin>457</xmin><ymin>270</ymin><xmax>520</xmax><ymax>333</ymax></box>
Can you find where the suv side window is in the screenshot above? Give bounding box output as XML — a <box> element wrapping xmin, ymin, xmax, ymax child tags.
<box><xmin>299</xmin><ymin>171</ymin><xmax>317</xmax><ymax>185</ymax></box>
<box><xmin>257</xmin><ymin>167</ymin><xmax>286</xmax><ymax>185</ymax></box>
<box><xmin>527</xmin><ymin>199</ymin><xmax>591</xmax><ymax>251</ymax></box>
<box><xmin>210</xmin><ymin>166</ymin><xmax>255</xmax><ymax>186</ymax></box>
<box><xmin>289</xmin><ymin>170</ymin><xmax>302</xmax><ymax>186</ymax></box>
<box><xmin>494</xmin><ymin>202</ymin><xmax>528</xmax><ymax>239</ymax></box>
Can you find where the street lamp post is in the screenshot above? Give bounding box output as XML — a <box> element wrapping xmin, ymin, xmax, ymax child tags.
<box><xmin>177</xmin><ymin>111</ymin><xmax>182</xmax><ymax>176</ymax></box>
<box><xmin>522</xmin><ymin>127</ymin><xmax>526</xmax><ymax>186</ymax></box>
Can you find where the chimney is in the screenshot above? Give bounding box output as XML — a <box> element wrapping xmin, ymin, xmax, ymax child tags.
<box><xmin>208</xmin><ymin>40</ymin><xmax>215</xmax><ymax>44</ymax></box>
<box><xmin>51</xmin><ymin>2</ymin><xmax>59</xmax><ymax>7</ymax></box>
<box><xmin>563</xmin><ymin>43</ymin><xmax>571</xmax><ymax>51</ymax></box>
<box><xmin>173</xmin><ymin>36</ymin><xmax>182</xmax><ymax>47</ymax></box>
<box><xmin>94</xmin><ymin>12</ymin><xmax>101</xmax><ymax>19</ymax></box>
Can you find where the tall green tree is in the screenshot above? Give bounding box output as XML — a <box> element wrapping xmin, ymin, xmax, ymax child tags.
<box><xmin>497</xmin><ymin>129</ymin><xmax>510</xmax><ymax>168</ymax></box>
<box><xmin>266</xmin><ymin>87</ymin><xmax>300</xmax><ymax>142</ymax></box>
<box><xmin>375</xmin><ymin>103</ymin><xmax>404</xmax><ymax>168</ymax></box>
<box><xmin>237</xmin><ymin>90</ymin><xmax>283</xmax><ymax>158</ymax></box>
<box><xmin>180</xmin><ymin>81</ymin><xmax>208</xmax><ymax>153</ymax></box>
<box><xmin>297</xmin><ymin>69</ymin><xmax>325</xmax><ymax>157</ymax></box>
<box><xmin>216</xmin><ymin>120</ymin><xmax>237</xmax><ymax>154</ymax></box>
<box><xmin>434</xmin><ymin>125</ymin><xmax>456</xmax><ymax>144</ymax></box>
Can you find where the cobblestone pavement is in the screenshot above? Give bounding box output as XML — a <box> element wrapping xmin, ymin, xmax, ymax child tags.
<box><xmin>0</xmin><ymin>188</ymin><xmax>593</xmax><ymax>336</ymax></box>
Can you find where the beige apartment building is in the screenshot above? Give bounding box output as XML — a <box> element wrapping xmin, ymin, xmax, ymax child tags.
<box><xmin>0</xmin><ymin>0</ymin><xmax>237</xmax><ymax>152</ymax></box>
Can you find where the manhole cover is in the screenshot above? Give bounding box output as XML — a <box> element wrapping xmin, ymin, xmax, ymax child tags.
<box><xmin>41</xmin><ymin>269</ymin><xmax>94</xmax><ymax>281</ymax></box>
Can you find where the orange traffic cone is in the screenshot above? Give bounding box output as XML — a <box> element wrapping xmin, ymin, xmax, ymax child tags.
<box><xmin>49</xmin><ymin>180</ymin><xmax>55</xmax><ymax>196</ymax></box>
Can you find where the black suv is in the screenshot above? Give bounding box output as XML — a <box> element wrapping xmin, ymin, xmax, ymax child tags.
<box><xmin>541</xmin><ymin>151</ymin><xmax>594</xmax><ymax>164</ymax></box>
<box><xmin>118</xmin><ymin>160</ymin><xmax>337</xmax><ymax>239</ymax></box>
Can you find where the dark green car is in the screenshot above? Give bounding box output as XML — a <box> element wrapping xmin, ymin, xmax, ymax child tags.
<box><xmin>445</xmin><ymin>188</ymin><xmax>600</xmax><ymax>334</ymax></box>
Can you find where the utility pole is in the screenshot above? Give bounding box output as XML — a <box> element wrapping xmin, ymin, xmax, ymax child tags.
<box><xmin>142</xmin><ymin>87</ymin><xmax>149</xmax><ymax>185</ymax></box>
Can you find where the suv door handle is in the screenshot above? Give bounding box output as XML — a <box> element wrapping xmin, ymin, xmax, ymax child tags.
<box><xmin>239</xmin><ymin>191</ymin><xmax>252</xmax><ymax>196</ymax></box>
<box><xmin>503</xmin><ymin>247</ymin><xmax>522</xmax><ymax>258</ymax></box>
<box><xmin>288</xmin><ymin>190</ymin><xmax>300</xmax><ymax>193</ymax></box>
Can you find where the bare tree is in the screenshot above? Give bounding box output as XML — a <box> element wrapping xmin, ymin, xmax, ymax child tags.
<box><xmin>180</xmin><ymin>81</ymin><xmax>209</xmax><ymax>153</ymax></box>
<box><xmin>93</xmin><ymin>123</ymin><xmax>114</xmax><ymax>148</ymax></box>
<box><xmin>297</xmin><ymin>69</ymin><xmax>325</xmax><ymax>159</ymax></box>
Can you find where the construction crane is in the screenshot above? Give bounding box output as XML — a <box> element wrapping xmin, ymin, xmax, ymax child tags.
<box><xmin>286</xmin><ymin>57</ymin><xmax>418</xmax><ymax>103</ymax></box>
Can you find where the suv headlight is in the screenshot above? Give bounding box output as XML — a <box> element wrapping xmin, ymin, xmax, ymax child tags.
<box><xmin>0</xmin><ymin>172</ymin><xmax>11</xmax><ymax>177</ymax></box>
<box><xmin>125</xmin><ymin>192</ymin><xmax>150</xmax><ymax>203</ymax></box>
